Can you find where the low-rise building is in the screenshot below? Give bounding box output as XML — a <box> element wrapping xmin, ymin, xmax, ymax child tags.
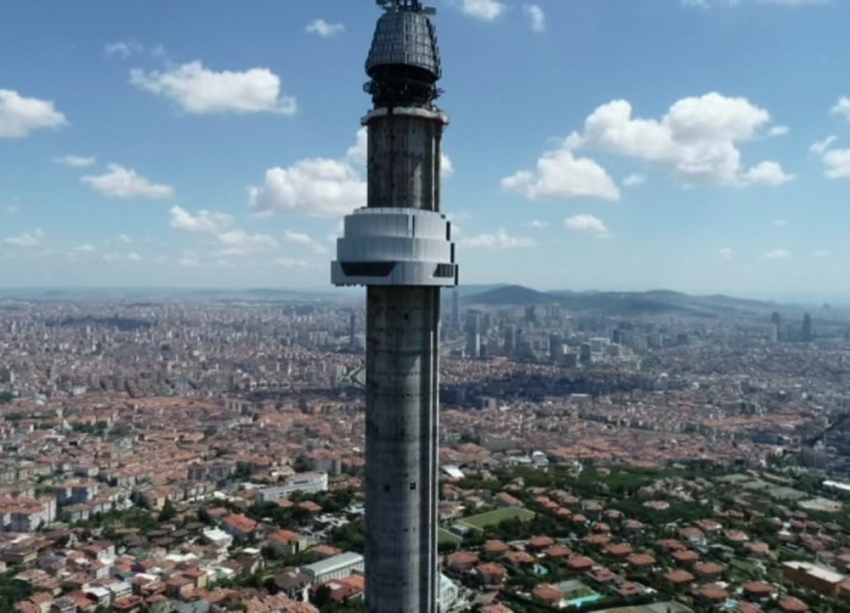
<box><xmin>256</xmin><ymin>472</ymin><xmax>328</xmax><ymax>503</ymax></box>
<box><xmin>304</xmin><ymin>552</ymin><xmax>364</xmax><ymax>584</ymax></box>
<box><xmin>783</xmin><ymin>561</ymin><xmax>846</xmax><ymax>598</ymax></box>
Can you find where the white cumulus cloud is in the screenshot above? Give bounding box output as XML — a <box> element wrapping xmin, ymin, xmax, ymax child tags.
<box><xmin>564</xmin><ymin>214</ymin><xmax>610</xmax><ymax>237</ymax></box>
<box><xmin>832</xmin><ymin>97</ymin><xmax>850</xmax><ymax>122</ymax></box>
<box><xmin>821</xmin><ymin>149</ymin><xmax>850</xmax><ymax>179</ymax></box>
<box><xmin>4</xmin><ymin>228</ymin><xmax>44</xmax><ymax>248</ymax></box>
<box><xmin>130</xmin><ymin>61</ymin><xmax>297</xmax><ymax>115</ymax></box>
<box><xmin>170</xmin><ymin>206</ymin><xmax>233</xmax><ymax>234</ymax></box>
<box><xmin>460</xmin><ymin>229</ymin><xmax>535</xmax><ymax>249</ymax></box>
<box><xmin>250</xmin><ymin>158</ymin><xmax>366</xmax><ymax>218</ymax></box>
<box><xmin>169</xmin><ymin>206</ymin><xmax>276</xmax><ymax>256</ymax></box>
<box><xmin>527</xmin><ymin>219</ymin><xmax>549</xmax><ymax>229</ymax></box>
<box><xmin>456</xmin><ymin>0</ymin><xmax>506</xmax><ymax>21</ymax></box>
<box><xmin>53</xmin><ymin>155</ymin><xmax>96</xmax><ymax>168</ymax></box>
<box><xmin>306</xmin><ymin>19</ymin><xmax>345</xmax><ymax>38</ymax></box>
<box><xmin>82</xmin><ymin>164</ymin><xmax>174</xmax><ymax>199</ymax></box>
<box><xmin>285</xmin><ymin>230</ymin><xmax>329</xmax><ymax>255</ymax></box>
<box><xmin>810</xmin><ymin>136</ymin><xmax>850</xmax><ymax>179</ymax></box>
<box><xmin>765</xmin><ymin>249</ymin><xmax>792</xmax><ymax>260</ymax></box>
<box><xmin>217</xmin><ymin>230</ymin><xmax>278</xmax><ymax>255</ymax></box>
<box><xmin>441</xmin><ymin>153</ymin><xmax>455</xmax><ymax>177</ymax></box>
<box><xmin>502</xmin><ymin>148</ymin><xmax>620</xmax><ymax>201</ymax></box>
<box><xmin>524</xmin><ymin>4</ymin><xmax>546</xmax><ymax>31</ymax></box>
<box><xmin>719</xmin><ymin>247</ymin><xmax>734</xmax><ymax>260</ymax></box>
<box><xmin>564</xmin><ymin>93</ymin><xmax>791</xmax><ymax>187</ymax></box>
<box><xmin>623</xmin><ymin>173</ymin><xmax>646</xmax><ymax>187</ymax></box>
<box><xmin>104</xmin><ymin>41</ymin><xmax>144</xmax><ymax>59</ymax></box>
<box><xmin>768</xmin><ymin>125</ymin><xmax>789</xmax><ymax>136</ymax></box>
<box><xmin>0</xmin><ymin>90</ymin><xmax>67</xmax><ymax>138</ymax></box>
<box><xmin>810</xmin><ymin>135</ymin><xmax>836</xmax><ymax>156</ymax></box>
<box><xmin>742</xmin><ymin>161</ymin><xmax>794</xmax><ymax>186</ymax></box>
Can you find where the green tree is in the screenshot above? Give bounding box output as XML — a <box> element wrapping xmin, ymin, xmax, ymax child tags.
<box><xmin>314</xmin><ymin>585</ymin><xmax>333</xmax><ymax>609</ymax></box>
<box><xmin>158</xmin><ymin>498</ymin><xmax>178</xmax><ymax>522</ymax></box>
<box><xmin>0</xmin><ymin>571</ymin><xmax>34</xmax><ymax>610</ymax></box>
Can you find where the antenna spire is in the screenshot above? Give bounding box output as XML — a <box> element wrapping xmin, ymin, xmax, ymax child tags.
<box><xmin>377</xmin><ymin>0</ymin><xmax>432</xmax><ymax>13</ymax></box>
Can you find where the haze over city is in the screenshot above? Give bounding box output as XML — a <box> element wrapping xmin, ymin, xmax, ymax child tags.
<box><xmin>1</xmin><ymin>0</ymin><xmax>850</xmax><ymax>300</ymax></box>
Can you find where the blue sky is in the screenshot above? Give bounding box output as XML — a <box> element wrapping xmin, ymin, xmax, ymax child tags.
<box><xmin>1</xmin><ymin>0</ymin><xmax>849</xmax><ymax>299</ymax></box>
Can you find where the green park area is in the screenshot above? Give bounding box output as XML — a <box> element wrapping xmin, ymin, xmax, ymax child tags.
<box><xmin>460</xmin><ymin>507</ymin><xmax>536</xmax><ymax>530</ymax></box>
<box><xmin>438</xmin><ymin>528</ymin><xmax>462</xmax><ymax>544</ymax></box>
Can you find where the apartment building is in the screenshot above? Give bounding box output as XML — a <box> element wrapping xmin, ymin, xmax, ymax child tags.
<box><xmin>256</xmin><ymin>472</ymin><xmax>328</xmax><ymax>504</ymax></box>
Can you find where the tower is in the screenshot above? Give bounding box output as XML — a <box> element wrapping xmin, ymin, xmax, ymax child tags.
<box><xmin>331</xmin><ymin>1</ymin><xmax>457</xmax><ymax>611</ymax></box>
<box><xmin>803</xmin><ymin>312</ymin><xmax>813</xmax><ymax>342</ymax></box>
<box><xmin>771</xmin><ymin>311</ymin><xmax>782</xmax><ymax>342</ymax></box>
<box><xmin>466</xmin><ymin>310</ymin><xmax>480</xmax><ymax>359</ymax></box>
<box><xmin>549</xmin><ymin>333</ymin><xmax>563</xmax><ymax>362</ymax></box>
<box><xmin>503</xmin><ymin>324</ymin><xmax>516</xmax><ymax>355</ymax></box>
<box><xmin>451</xmin><ymin>289</ymin><xmax>460</xmax><ymax>331</ymax></box>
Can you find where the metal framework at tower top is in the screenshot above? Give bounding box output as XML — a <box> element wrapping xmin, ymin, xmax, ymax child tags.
<box><xmin>376</xmin><ymin>0</ymin><xmax>435</xmax><ymax>14</ymax></box>
<box><xmin>366</xmin><ymin>0</ymin><xmax>442</xmax><ymax>107</ymax></box>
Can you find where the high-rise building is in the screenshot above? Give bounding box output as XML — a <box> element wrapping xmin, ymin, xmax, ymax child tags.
<box><xmin>771</xmin><ymin>311</ymin><xmax>782</xmax><ymax>341</ymax></box>
<box><xmin>451</xmin><ymin>290</ymin><xmax>460</xmax><ymax>331</ymax></box>
<box><xmin>803</xmin><ymin>312</ymin><xmax>813</xmax><ymax>342</ymax></box>
<box><xmin>549</xmin><ymin>333</ymin><xmax>563</xmax><ymax>362</ymax></box>
<box><xmin>524</xmin><ymin>304</ymin><xmax>537</xmax><ymax>325</ymax></box>
<box><xmin>579</xmin><ymin>342</ymin><xmax>592</xmax><ymax>365</ymax></box>
<box><xmin>768</xmin><ymin>324</ymin><xmax>778</xmax><ymax>343</ymax></box>
<box><xmin>330</xmin><ymin>2</ymin><xmax>457</xmax><ymax>611</ymax></box>
<box><xmin>503</xmin><ymin>324</ymin><xmax>516</xmax><ymax>355</ymax></box>
<box><xmin>481</xmin><ymin>311</ymin><xmax>492</xmax><ymax>336</ymax></box>
<box><xmin>466</xmin><ymin>310</ymin><xmax>481</xmax><ymax>359</ymax></box>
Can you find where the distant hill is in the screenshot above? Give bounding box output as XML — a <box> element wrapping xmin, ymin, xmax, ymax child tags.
<box><xmin>463</xmin><ymin>284</ymin><xmax>556</xmax><ymax>305</ymax></box>
<box><xmin>464</xmin><ymin>285</ymin><xmax>774</xmax><ymax>316</ymax></box>
<box><xmin>451</xmin><ymin>284</ymin><xmax>509</xmax><ymax>299</ymax></box>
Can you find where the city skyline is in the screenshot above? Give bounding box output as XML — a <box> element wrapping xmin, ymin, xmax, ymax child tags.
<box><xmin>1</xmin><ymin>0</ymin><xmax>850</xmax><ymax>298</ymax></box>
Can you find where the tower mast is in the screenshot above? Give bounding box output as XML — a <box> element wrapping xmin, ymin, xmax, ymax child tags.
<box><xmin>331</xmin><ymin>1</ymin><xmax>457</xmax><ymax>611</ymax></box>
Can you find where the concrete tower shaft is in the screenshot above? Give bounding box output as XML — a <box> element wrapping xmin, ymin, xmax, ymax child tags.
<box><xmin>366</xmin><ymin>109</ymin><xmax>445</xmax><ymax>211</ymax></box>
<box><xmin>360</xmin><ymin>80</ymin><xmax>446</xmax><ymax>613</ymax></box>
<box><xmin>332</xmin><ymin>2</ymin><xmax>455</xmax><ymax>611</ymax></box>
<box><xmin>365</xmin><ymin>285</ymin><xmax>440</xmax><ymax>612</ymax></box>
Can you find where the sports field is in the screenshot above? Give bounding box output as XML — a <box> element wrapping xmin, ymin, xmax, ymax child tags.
<box><xmin>460</xmin><ymin>507</ymin><xmax>536</xmax><ymax>530</ymax></box>
<box><xmin>438</xmin><ymin>528</ymin><xmax>462</xmax><ymax>544</ymax></box>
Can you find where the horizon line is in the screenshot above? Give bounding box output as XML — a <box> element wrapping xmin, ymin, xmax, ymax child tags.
<box><xmin>0</xmin><ymin>285</ymin><xmax>844</xmax><ymax>307</ymax></box>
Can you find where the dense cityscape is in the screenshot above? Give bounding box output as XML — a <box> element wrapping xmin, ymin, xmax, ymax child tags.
<box><xmin>1</xmin><ymin>289</ymin><xmax>850</xmax><ymax>613</ymax></box>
